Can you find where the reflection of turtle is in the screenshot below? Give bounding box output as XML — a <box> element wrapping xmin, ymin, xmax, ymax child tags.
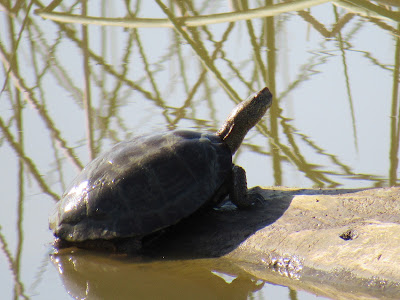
<box><xmin>49</xmin><ymin>87</ymin><xmax>273</xmax><ymax>249</ymax></box>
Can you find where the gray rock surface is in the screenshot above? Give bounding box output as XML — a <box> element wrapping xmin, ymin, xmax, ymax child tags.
<box><xmin>227</xmin><ymin>187</ymin><xmax>400</xmax><ymax>282</ymax></box>
<box><xmin>145</xmin><ymin>186</ymin><xmax>400</xmax><ymax>298</ymax></box>
<box><xmin>53</xmin><ymin>186</ymin><xmax>400</xmax><ymax>299</ymax></box>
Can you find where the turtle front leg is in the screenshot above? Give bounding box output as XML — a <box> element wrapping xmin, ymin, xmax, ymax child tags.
<box><xmin>230</xmin><ymin>165</ymin><xmax>263</xmax><ymax>209</ymax></box>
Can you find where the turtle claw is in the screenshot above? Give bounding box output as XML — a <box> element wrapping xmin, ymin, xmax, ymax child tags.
<box><xmin>247</xmin><ymin>190</ymin><xmax>265</xmax><ymax>207</ymax></box>
<box><xmin>230</xmin><ymin>165</ymin><xmax>258</xmax><ymax>209</ymax></box>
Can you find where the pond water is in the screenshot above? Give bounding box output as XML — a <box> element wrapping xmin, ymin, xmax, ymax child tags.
<box><xmin>0</xmin><ymin>0</ymin><xmax>399</xmax><ymax>299</ymax></box>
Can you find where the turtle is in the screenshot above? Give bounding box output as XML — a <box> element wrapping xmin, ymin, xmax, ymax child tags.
<box><xmin>49</xmin><ymin>87</ymin><xmax>273</xmax><ymax>251</ymax></box>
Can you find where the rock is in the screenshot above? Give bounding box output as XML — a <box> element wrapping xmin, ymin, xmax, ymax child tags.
<box><xmin>143</xmin><ymin>186</ymin><xmax>400</xmax><ymax>298</ymax></box>
<box><xmin>52</xmin><ymin>187</ymin><xmax>400</xmax><ymax>299</ymax></box>
<box><xmin>227</xmin><ymin>187</ymin><xmax>400</xmax><ymax>282</ymax></box>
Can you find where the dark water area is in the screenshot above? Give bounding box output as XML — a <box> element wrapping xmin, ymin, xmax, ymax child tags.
<box><xmin>0</xmin><ymin>0</ymin><xmax>399</xmax><ymax>299</ymax></box>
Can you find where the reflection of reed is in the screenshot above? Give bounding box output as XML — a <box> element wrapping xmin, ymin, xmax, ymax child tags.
<box><xmin>289</xmin><ymin>288</ymin><xmax>298</xmax><ymax>300</ymax></box>
<box><xmin>15</xmin><ymin>90</ymin><xmax>25</xmax><ymax>300</ymax></box>
<box><xmin>297</xmin><ymin>10</ymin><xmax>354</xmax><ymax>37</ymax></box>
<box><xmin>334</xmin><ymin>6</ymin><xmax>358</xmax><ymax>152</ymax></box>
<box><xmin>97</xmin><ymin>32</ymin><xmax>136</xmax><ymax>144</ymax></box>
<box><xmin>369</xmin><ymin>17</ymin><xmax>400</xmax><ymax>38</ymax></box>
<box><xmin>0</xmin><ymin>43</ymin><xmax>84</xmax><ymax>172</ymax></box>
<box><xmin>82</xmin><ymin>0</ymin><xmax>96</xmax><ymax>160</ymax></box>
<box><xmin>33</xmin><ymin>2</ymin><xmax>162</xmax><ymax>106</ymax></box>
<box><xmin>30</xmin><ymin>0</ymin><xmax>400</xmax><ymax>188</ymax></box>
<box><xmin>37</xmin><ymin>0</ymin><xmax>332</xmax><ymax>28</ymax></box>
<box><xmin>155</xmin><ymin>0</ymin><xmax>242</xmax><ymax>103</ymax></box>
<box><xmin>389</xmin><ymin>23</ymin><xmax>400</xmax><ymax>186</ymax></box>
<box><xmin>265</xmin><ymin>0</ymin><xmax>282</xmax><ymax>186</ymax></box>
<box><xmin>0</xmin><ymin>117</ymin><xmax>59</xmax><ymax>199</ymax></box>
<box><xmin>1</xmin><ymin>7</ymin><xmax>29</xmax><ymax>300</ymax></box>
<box><xmin>1</xmin><ymin>3</ymin><xmax>397</xmax><ymax>193</ymax></box>
<box><xmin>166</xmin><ymin>22</ymin><xmax>237</xmax><ymax>130</ymax></box>
<box><xmin>0</xmin><ymin>232</ymin><xmax>29</xmax><ymax>299</ymax></box>
<box><xmin>333</xmin><ymin>0</ymin><xmax>400</xmax><ymax>22</ymax></box>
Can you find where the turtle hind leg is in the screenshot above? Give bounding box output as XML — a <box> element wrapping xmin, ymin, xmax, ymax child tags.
<box><xmin>230</xmin><ymin>165</ymin><xmax>263</xmax><ymax>209</ymax></box>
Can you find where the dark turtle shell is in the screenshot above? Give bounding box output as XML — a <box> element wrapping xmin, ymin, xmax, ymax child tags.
<box><xmin>49</xmin><ymin>130</ymin><xmax>232</xmax><ymax>242</ymax></box>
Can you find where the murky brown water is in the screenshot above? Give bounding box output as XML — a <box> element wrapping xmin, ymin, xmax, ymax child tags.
<box><xmin>1</xmin><ymin>0</ymin><xmax>399</xmax><ymax>299</ymax></box>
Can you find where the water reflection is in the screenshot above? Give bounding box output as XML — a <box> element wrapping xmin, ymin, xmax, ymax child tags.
<box><xmin>50</xmin><ymin>247</ymin><xmax>400</xmax><ymax>300</ymax></box>
<box><xmin>1</xmin><ymin>0</ymin><xmax>400</xmax><ymax>299</ymax></box>
<box><xmin>51</xmin><ymin>252</ymin><xmax>264</xmax><ymax>300</ymax></box>
<box><xmin>1</xmin><ymin>0</ymin><xmax>398</xmax><ymax>197</ymax></box>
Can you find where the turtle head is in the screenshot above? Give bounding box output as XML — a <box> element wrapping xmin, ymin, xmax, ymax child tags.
<box><xmin>217</xmin><ymin>87</ymin><xmax>272</xmax><ymax>155</ymax></box>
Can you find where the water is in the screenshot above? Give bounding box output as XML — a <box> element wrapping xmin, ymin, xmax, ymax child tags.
<box><xmin>0</xmin><ymin>0</ymin><xmax>399</xmax><ymax>299</ymax></box>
